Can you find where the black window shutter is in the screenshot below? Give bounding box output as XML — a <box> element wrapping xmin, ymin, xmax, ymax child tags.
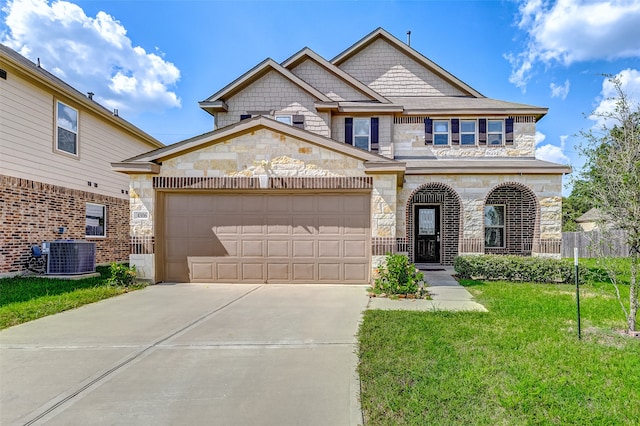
<box><xmin>293</xmin><ymin>115</ymin><xmax>305</xmax><ymax>129</ymax></box>
<box><xmin>424</xmin><ymin>118</ymin><xmax>433</xmax><ymax>145</ymax></box>
<box><xmin>345</xmin><ymin>117</ymin><xmax>353</xmax><ymax>145</ymax></box>
<box><xmin>451</xmin><ymin>118</ymin><xmax>460</xmax><ymax>145</ymax></box>
<box><xmin>370</xmin><ymin>117</ymin><xmax>379</xmax><ymax>153</ymax></box>
<box><xmin>240</xmin><ymin>114</ymin><xmax>251</xmax><ymax>120</ymax></box>
<box><xmin>505</xmin><ymin>118</ymin><xmax>514</xmax><ymax>145</ymax></box>
<box><xmin>479</xmin><ymin>119</ymin><xmax>487</xmax><ymax>145</ymax></box>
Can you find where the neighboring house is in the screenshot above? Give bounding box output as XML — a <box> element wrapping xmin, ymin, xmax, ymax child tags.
<box><xmin>114</xmin><ymin>28</ymin><xmax>570</xmax><ymax>284</ymax></box>
<box><xmin>575</xmin><ymin>208</ymin><xmax>601</xmax><ymax>232</ymax></box>
<box><xmin>0</xmin><ymin>44</ymin><xmax>164</xmax><ymax>275</ymax></box>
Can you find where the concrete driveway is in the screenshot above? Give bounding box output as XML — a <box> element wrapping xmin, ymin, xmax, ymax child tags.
<box><xmin>0</xmin><ymin>284</ymin><xmax>368</xmax><ymax>425</ymax></box>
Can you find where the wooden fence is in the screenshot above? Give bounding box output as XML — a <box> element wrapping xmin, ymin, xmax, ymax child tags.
<box><xmin>562</xmin><ymin>230</ymin><xmax>629</xmax><ymax>258</ymax></box>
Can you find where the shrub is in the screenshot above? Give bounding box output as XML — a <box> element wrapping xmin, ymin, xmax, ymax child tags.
<box><xmin>454</xmin><ymin>255</ymin><xmax>575</xmax><ymax>283</ymax></box>
<box><xmin>106</xmin><ymin>263</ymin><xmax>137</xmax><ymax>287</ymax></box>
<box><xmin>373</xmin><ymin>254</ymin><xmax>425</xmax><ymax>296</ymax></box>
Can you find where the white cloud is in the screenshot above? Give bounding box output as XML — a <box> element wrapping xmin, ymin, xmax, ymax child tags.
<box><xmin>536</xmin><ymin>134</ymin><xmax>570</xmax><ymax>164</ymax></box>
<box><xmin>535</xmin><ymin>131</ymin><xmax>546</xmax><ymax>145</ymax></box>
<box><xmin>508</xmin><ymin>0</ymin><xmax>640</xmax><ymax>89</ymax></box>
<box><xmin>1</xmin><ymin>0</ymin><xmax>181</xmax><ymax>114</ymax></box>
<box><xmin>590</xmin><ymin>68</ymin><xmax>640</xmax><ymax>127</ymax></box>
<box><xmin>550</xmin><ymin>80</ymin><xmax>570</xmax><ymax>100</ymax></box>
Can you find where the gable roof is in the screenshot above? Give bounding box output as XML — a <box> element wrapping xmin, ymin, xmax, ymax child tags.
<box><xmin>199</xmin><ymin>58</ymin><xmax>333</xmax><ymax>116</ymax></box>
<box><xmin>282</xmin><ymin>47</ymin><xmax>390</xmax><ymax>104</ymax></box>
<box><xmin>113</xmin><ymin>116</ymin><xmax>404</xmax><ymax>176</ymax></box>
<box><xmin>331</xmin><ymin>28</ymin><xmax>484</xmax><ymax>99</ymax></box>
<box><xmin>0</xmin><ymin>43</ymin><xmax>163</xmax><ymax>149</ymax></box>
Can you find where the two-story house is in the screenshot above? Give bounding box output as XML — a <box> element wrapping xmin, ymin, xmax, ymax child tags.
<box><xmin>0</xmin><ymin>44</ymin><xmax>164</xmax><ymax>275</ymax></box>
<box><xmin>114</xmin><ymin>28</ymin><xmax>570</xmax><ymax>284</ymax></box>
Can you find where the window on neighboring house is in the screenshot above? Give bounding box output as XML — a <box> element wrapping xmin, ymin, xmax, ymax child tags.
<box><xmin>86</xmin><ymin>203</ymin><xmax>106</xmax><ymax>238</ymax></box>
<box><xmin>56</xmin><ymin>101</ymin><xmax>78</xmax><ymax>155</ymax></box>
<box><xmin>487</xmin><ymin>120</ymin><xmax>503</xmax><ymax>145</ymax></box>
<box><xmin>345</xmin><ymin>117</ymin><xmax>379</xmax><ymax>151</ymax></box>
<box><xmin>460</xmin><ymin>120</ymin><xmax>476</xmax><ymax>145</ymax></box>
<box><xmin>433</xmin><ymin>120</ymin><xmax>449</xmax><ymax>145</ymax></box>
<box><xmin>275</xmin><ymin>115</ymin><xmax>292</xmax><ymax>125</ymax></box>
<box><xmin>484</xmin><ymin>205</ymin><xmax>505</xmax><ymax>248</ymax></box>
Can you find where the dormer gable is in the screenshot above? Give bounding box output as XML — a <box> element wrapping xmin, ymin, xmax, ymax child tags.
<box><xmin>282</xmin><ymin>47</ymin><xmax>390</xmax><ymax>104</ymax></box>
<box><xmin>199</xmin><ymin>58</ymin><xmax>332</xmax><ymax>116</ymax></box>
<box><xmin>331</xmin><ymin>28</ymin><xmax>484</xmax><ymax>99</ymax></box>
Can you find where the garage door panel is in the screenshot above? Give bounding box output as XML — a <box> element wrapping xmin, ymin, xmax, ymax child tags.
<box><xmin>164</xmin><ymin>193</ymin><xmax>370</xmax><ymax>284</ymax></box>
<box><xmin>318</xmin><ymin>240</ymin><xmax>341</xmax><ymax>258</ymax></box>
<box><xmin>242</xmin><ymin>240</ymin><xmax>264</xmax><ymax>257</ymax></box>
<box><xmin>242</xmin><ymin>263</ymin><xmax>264</xmax><ymax>281</ymax></box>
<box><xmin>293</xmin><ymin>240</ymin><xmax>314</xmax><ymax>257</ymax></box>
<box><xmin>267</xmin><ymin>240</ymin><xmax>289</xmax><ymax>257</ymax></box>
<box><xmin>343</xmin><ymin>240</ymin><xmax>367</xmax><ymax>258</ymax></box>
<box><xmin>267</xmin><ymin>263</ymin><xmax>289</xmax><ymax>281</ymax></box>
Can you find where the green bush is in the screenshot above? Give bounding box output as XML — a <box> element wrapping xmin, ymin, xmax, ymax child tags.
<box><xmin>373</xmin><ymin>254</ymin><xmax>425</xmax><ymax>296</ymax></box>
<box><xmin>454</xmin><ymin>255</ymin><xmax>575</xmax><ymax>283</ymax></box>
<box><xmin>106</xmin><ymin>263</ymin><xmax>137</xmax><ymax>287</ymax></box>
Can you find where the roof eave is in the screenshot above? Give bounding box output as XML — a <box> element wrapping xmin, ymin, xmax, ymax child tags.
<box><xmin>111</xmin><ymin>162</ymin><xmax>161</xmax><ymax>175</ymax></box>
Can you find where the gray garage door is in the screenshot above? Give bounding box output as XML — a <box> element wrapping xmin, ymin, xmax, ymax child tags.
<box><xmin>163</xmin><ymin>193</ymin><xmax>371</xmax><ymax>283</ymax></box>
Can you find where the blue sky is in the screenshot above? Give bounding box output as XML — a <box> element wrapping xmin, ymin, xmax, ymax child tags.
<box><xmin>2</xmin><ymin>0</ymin><xmax>640</xmax><ymax>195</ymax></box>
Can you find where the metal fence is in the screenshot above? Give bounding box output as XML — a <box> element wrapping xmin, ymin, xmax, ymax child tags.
<box><xmin>562</xmin><ymin>230</ymin><xmax>629</xmax><ymax>258</ymax></box>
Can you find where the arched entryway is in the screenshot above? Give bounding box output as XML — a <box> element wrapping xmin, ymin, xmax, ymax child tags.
<box><xmin>484</xmin><ymin>182</ymin><xmax>540</xmax><ymax>256</ymax></box>
<box><xmin>406</xmin><ymin>183</ymin><xmax>461</xmax><ymax>265</ymax></box>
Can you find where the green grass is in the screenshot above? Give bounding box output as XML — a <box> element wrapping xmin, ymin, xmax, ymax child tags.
<box><xmin>358</xmin><ymin>264</ymin><xmax>640</xmax><ymax>425</ymax></box>
<box><xmin>0</xmin><ymin>266</ymin><xmax>145</xmax><ymax>329</ymax></box>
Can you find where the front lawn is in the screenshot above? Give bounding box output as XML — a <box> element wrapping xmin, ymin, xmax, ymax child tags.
<box><xmin>0</xmin><ymin>266</ymin><xmax>145</xmax><ymax>329</ymax></box>
<box><xmin>358</xmin><ymin>269</ymin><xmax>639</xmax><ymax>425</ymax></box>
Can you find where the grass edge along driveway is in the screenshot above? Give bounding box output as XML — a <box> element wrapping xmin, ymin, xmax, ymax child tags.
<box><xmin>358</xmin><ymin>278</ymin><xmax>639</xmax><ymax>425</ymax></box>
<box><xmin>0</xmin><ymin>266</ymin><xmax>145</xmax><ymax>329</ymax></box>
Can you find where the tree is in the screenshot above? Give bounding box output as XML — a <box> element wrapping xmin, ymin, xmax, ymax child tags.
<box><xmin>578</xmin><ymin>76</ymin><xmax>639</xmax><ymax>333</ymax></box>
<box><xmin>562</xmin><ymin>179</ymin><xmax>594</xmax><ymax>232</ymax></box>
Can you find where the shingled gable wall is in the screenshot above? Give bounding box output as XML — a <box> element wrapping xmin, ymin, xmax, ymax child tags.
<box><xmin>128</xmin><ymin>128</ymin><xmax>398</xmax><ymax>282</ymax></box>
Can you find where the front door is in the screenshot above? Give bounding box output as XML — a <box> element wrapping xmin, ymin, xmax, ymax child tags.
<box><xmin>414</xmin><ymin>205</ymin><xmax>440</xmax><ymax>263</ymax></box>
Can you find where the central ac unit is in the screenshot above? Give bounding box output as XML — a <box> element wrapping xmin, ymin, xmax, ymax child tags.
<box><xmin>44</xmin><ymin>241</ymin><xmax>96</xmax><ymax>275</ymax></box>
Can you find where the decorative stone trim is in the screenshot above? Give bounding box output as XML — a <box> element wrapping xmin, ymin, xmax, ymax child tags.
<box><xmin>269</xmin><ymin>176</ymin><xmax>373</xmax><ymax>189</ymax></box>
<box><xmin>153</xmin><ymin>176</ymin><xmax>259</xmax><ymax>189</ymax></box>
<box><xmin>130</xmin><ymin>236</ymin><xmax>155</xmax><ymax>255</ymax></box>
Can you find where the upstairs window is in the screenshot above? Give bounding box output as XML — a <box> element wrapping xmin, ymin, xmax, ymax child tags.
<box><xmin>460</xmin><ymin>120</ymin><xmax>476</xmax><ymax>145</ymax></box>
<box><xmin>345</xmin><ymin>117</ymin><xmax>379</xmax><ymax>152</ymax></box>
<box><xmin>56</xmin><ymin>101</ymin><xmax>78</xmax><ymax>155</ymax></box>
<box><xmin>433</xmin><ymin>120</ymin><xmax>449</xmax><ymax>145</ymax></box>
<box><xmin>487</xmin><ymin>120</ymin><xmax>503</xmax><ymax>145</ymax></box>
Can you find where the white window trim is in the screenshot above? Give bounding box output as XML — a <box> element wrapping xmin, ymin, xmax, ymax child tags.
<box><xmin>433</xmin><ymin>120</ymin><xmax>450</xmax><ymax>146</ymax></box>
<box><xmin>460</xmin><ymin>119</ymin><xmax>477</xmax><ymax>146</ymax></box>
<box><xmin>353</xmin><ymin>117</ymin><xmax>371</xmax><ymax>150</ymax></box>
<box><xmin>55</xmin><ymin>100</ymin><xmax>79</xmax><ymax>156</ymax></box>
<box><xmin>487</xmin><ymin>119</ymin><xmax>504</xmax><ymax>146</ymax></box>
<box><xmin>86</xmin><ymin>203</ymin><xmax>107</xmax><ymax>238</ymax></box>
<box><xmin>484</xmin><ymin>204</ymin><xmax>505</xmax><ymax>248</ymax></box>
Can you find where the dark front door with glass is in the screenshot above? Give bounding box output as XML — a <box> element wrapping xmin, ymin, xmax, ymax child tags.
<box><xmin>414</xmin><ymin>205</ymin><xmax>440</xmax><ymax>263</ymax></box>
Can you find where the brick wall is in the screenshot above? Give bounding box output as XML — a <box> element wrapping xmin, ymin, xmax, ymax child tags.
<box><xmin>405</xmin><ymin>183</ymin><xmax>461</xmax><ymax>265</ymax></box>
<box><xmin>0</xmin><ymin>175</ymin><xmax>129</xmax><ymax>274</ymax></box>
<box><xmin>485</xmin><ymin>183</ymin><xmax>538</xmax><ymax>256</ymax></box>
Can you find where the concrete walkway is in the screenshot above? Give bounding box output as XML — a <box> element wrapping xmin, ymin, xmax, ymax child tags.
<box><xmin>367</xmin><ymin>266</ymin><xmax>488</xmax><ymax>312</ymax></box>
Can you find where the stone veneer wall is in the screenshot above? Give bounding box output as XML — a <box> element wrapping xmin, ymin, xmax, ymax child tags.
<box><xmin>1</xmin><ymin>175</ymin><xmax>129</xmax><ymax>274</ymax></box>
<box><xmin>128</xmin><ymin>129</ymin><xmax>398</xmax><ymax>282</ymax></box>
<box><xmin>393</xmin><ymin>119</ymin><xmax>536</xmax><ymax>158</ymax></box>
<box><xmin>399</xmin><ymin>174</ymin><xmax>563</xmax><ymax>260</ymax></box>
